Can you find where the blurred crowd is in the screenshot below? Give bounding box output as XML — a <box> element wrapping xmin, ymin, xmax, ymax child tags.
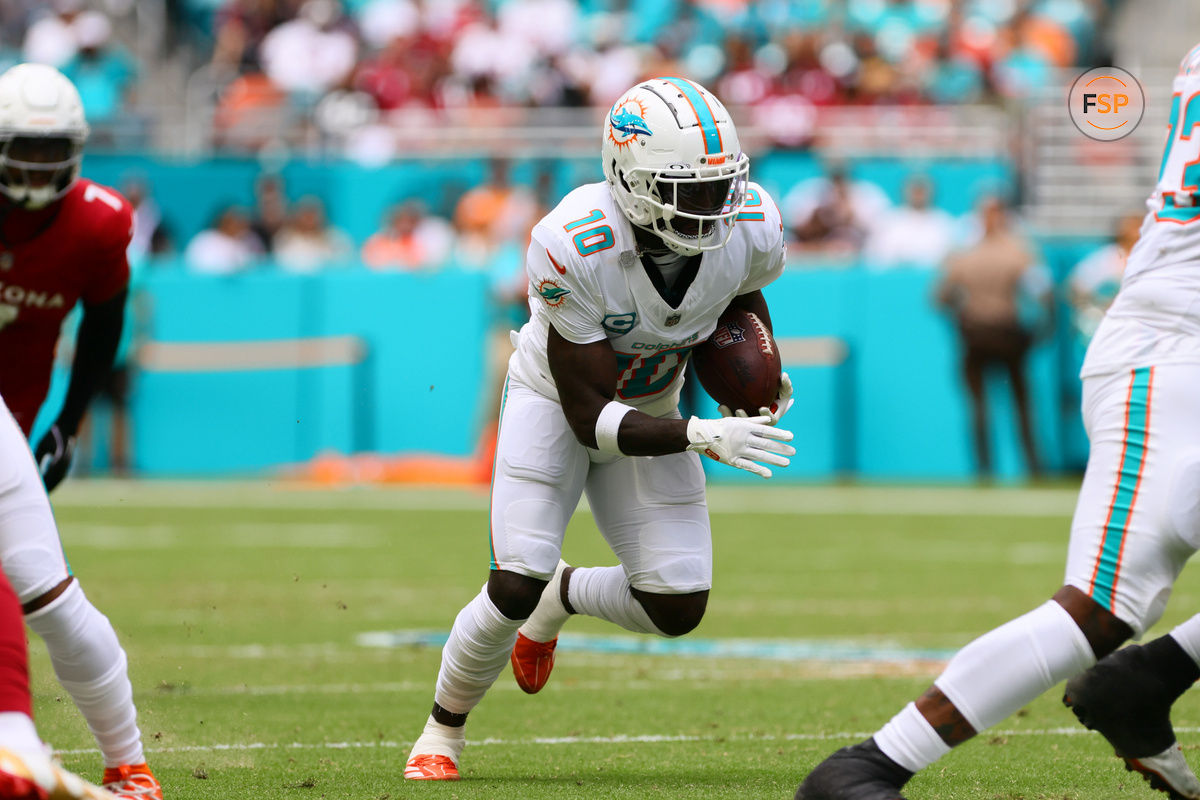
<box><xmin>178</xmin><ymin>158</ymin><xmax>544</xmax><ymax>287</ymax></box>
<box><xmin>199</xmin><ymin>0</ymin><xmax>1116</xmax><ymax>149</ymax></box>
<box><xmin>206</xmin><ymin>0</ymin><xmax>1114</xmax><ymax>110</ymax></box>
<box><xmin>0</xmin><ymin>0</ymin><xmax>1117</xmax><ymax>151</ymax></box>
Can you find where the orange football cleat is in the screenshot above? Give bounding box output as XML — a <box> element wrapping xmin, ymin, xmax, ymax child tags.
<box><xmin>100</xmin><ymin>764</ymin><xmax>160</xmax><ymax>800</ymax></box>
<box><xmin>403</xmin><ymin>754</ymin><xmax>460</xmax><ymax>781</ymax></box>
<box><xmin>511</xmin><ymin>631</ymin><xmax>558</xmax><ymax>694</ymax></box>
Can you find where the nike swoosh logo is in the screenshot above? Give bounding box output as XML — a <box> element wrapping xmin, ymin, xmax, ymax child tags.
<box><xmin>547</xmin><ymin>249</ymin><xmax>567</xmax><ymax>275</ymax></box>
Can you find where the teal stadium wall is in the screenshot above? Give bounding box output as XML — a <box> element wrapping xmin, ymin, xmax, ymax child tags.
<box><xmin>36</xmin><ymin>153</ymin><xmax>1106</xmax><ymax>481</ymax></box>
<box><xmin>81</xmin><ymin>152</ymin><xmax>1013</xmax><ymax>244</ymax></box>
<box><xmin>39</xmin><ymin>261</ymin><xmax>1084</xmax><ymax>482</ymax></box>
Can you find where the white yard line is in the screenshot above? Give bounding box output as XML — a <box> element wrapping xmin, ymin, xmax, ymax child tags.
<box><xmin>54</xmin><ymin>725</ymin><xmax>1200</xmax><ymax>757</ymax></box>
<box><xmin>62</xmin><ymin>522</ymin><xmax>383</xmax><ymax>549</ymax></box>
<box><xmin>51</xmin><ymin>480</ymin><xmax>1079</xmax><ymax>517</ymax></box>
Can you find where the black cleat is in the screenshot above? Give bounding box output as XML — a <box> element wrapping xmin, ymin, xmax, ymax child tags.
<box><xmin>1064</xmin><ymin>643</ymin><xmax>1200</xmax><ymax>799</ymax></box>
<box><xmin>796</xmin><ymin>739</ymin><xmax>913</xmax><ymax>800</ymax></box>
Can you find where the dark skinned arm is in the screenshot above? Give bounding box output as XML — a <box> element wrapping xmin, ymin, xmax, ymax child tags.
<box><xmin>726</xmin><ymin>289</ymin><xmax>772</xmax><ymax>331</ymax></box>
<box><xmin>34</xmin><ymin>290</ymin><xmax>126</xmax><ymax>491</ymax></box>
<box><xmin>547</xmin><ymin>324</ymin><xmax>690</xmax><ymax>456</ymax></box>
<box><xmin>58</xmin><ymin>290</ymin><xmax>127</xmax><ymax>432</ymax></box>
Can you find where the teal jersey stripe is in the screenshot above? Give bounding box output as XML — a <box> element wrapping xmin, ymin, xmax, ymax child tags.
<box><xmin>657</xmin><ymin>76</ymin><xmax>722</xmax><ymax>155</ymax></box>
<box><xmin>488</xmin><ymin>375</ymin><xmax>511</xmax><ymax>570</ymax></box>
<box><xmin>1090</xmin><ymin>367</ymin><xmax>1153</xmax><ymax>610</ymax></box>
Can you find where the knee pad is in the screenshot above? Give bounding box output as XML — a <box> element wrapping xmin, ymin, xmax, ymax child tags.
<box><xmin>2</xmin><ymin>543</ymin><xmax>68</xmax><ymax>605</ymax></box>
<box><xmin>625</xmin><ymin>518</ymin><xmax>712</xmax><ymax>595</ymax></box>
<box><xmin>492</xmin><ymin>497</ymin><xmax>566</xmax><ymax>579</ymax></box>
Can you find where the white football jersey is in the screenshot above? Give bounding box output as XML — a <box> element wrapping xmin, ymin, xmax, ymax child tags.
<box><xmin>1083</xmin><ymin>43</ymin><xmax>1200</xmax><ymax>376</ymax></box>
<box><xmin>1124</xmin><ymin>43</ymin><xmax>1200</xmax><ymax>282</ymax></box>
<box><xmin>509</xmin><ymin>180</ymin><xmax>785</xmax><ymax>416</ymax></box>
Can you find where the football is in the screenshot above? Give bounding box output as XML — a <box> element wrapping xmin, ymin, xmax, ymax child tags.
<box><xmin>691</xmin><ymin>308</ymin><xmax>782</xmax><ymax>414</ymax></box>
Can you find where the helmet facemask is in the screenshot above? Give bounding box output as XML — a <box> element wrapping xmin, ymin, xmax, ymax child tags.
<box><xmin>0</xmin><ymin>135</ymin><xmax>84</xmax><ymax>210</ymax></box>
<box><xmin>624</xmin><ymin>153</ymin><xmax>749</xmax><ymax>256</ymax></box>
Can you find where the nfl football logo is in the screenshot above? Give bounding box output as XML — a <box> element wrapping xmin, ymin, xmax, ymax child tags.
<box><xmin>664</xmin><ymin>313</ymin><xmax>681</xmax><ymax>327</ymax></box>
<box><xmin>710</xmin><ymin>321</ymin><xmax>746</xmax><ymax>349</ymax></box>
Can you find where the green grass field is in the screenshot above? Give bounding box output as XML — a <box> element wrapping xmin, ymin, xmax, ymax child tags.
<box><xmin>29</xmin><ymin>481</ymin><xmax>1200</xmax><ymax>799</ymax></box>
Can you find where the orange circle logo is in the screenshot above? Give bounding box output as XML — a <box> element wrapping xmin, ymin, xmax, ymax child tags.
<box><xmin>1068</xmin><ymin>67</ymin><xmax>1145</xmax><ymax>141</ymax></box>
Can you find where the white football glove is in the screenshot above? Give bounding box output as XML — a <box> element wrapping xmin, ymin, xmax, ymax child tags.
<box><xmin>686</xmin><ymin>415</ymin><xmax>795</xmax><ymax>479</ymax></box>
<box><xmin>718</xmin><ymin>371</ymin><xmax>794</xmax><ymax>426</ymax></box>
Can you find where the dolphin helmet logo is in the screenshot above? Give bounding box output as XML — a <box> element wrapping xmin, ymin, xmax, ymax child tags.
<box><xmin>607</xmin><ymin>97</ymin><xmax>652</xmax><ymax>149</ymax></box>
<box><xmin>610</xmin><ymin>107</ymin><xmax>653</xmax><ymax>138</ymax></box>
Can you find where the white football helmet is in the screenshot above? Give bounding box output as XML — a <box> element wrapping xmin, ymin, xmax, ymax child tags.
<box><xmin>0</xmin><ymin>63</ymin><xmax>89</xmax><ymax>209</ymax></box>
<box><xmin>602</xmin><ymin>77</ymin><xmax>749</xmax><ymax>256</ymax></box>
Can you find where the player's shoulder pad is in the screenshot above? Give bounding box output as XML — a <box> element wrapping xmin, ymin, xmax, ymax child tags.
<box><xmin>69</xmin><ymin>178</ymin><xmax>134</xmax><ymax>248</ymax></box>
<box><xmin>531</xmin><ymin>182</ymin><xmax>620</xmax><ymax>280</ymax></box>
<box><xmin>736</xmin><ymin>182</ymin><xmax>784</xmax><ymax>251</ymax></box>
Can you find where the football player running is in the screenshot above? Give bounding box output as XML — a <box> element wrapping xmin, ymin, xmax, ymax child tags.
<box><xmin>797</xmin><ymin>44</ymin><xmax>1200</xmax><ymax>800</ymax></box>
<box><xmin>405</xmin><ymin>77</ymin><xmax>795</xmax><ymax>781</ymax></box>
<box><xmin>0</xmin><ymin>64</ymin><xmax>160</xmax><ymax>800</ymax></box>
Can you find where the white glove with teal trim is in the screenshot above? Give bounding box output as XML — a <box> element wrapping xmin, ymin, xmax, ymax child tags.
<box><xmin>686</xmin><ymin>415</ymin><xmax>795</xmax><ymax>479</ymax></box>
<box><xmin>718</xmin><ymin>371</ymin><xmax>794</xmax><ymax>426</ymax></box>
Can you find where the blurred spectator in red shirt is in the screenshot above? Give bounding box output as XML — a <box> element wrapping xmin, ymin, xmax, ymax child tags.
<box><xmin>716</xmin><ymin>33</ymin><xmax>772</xmax><ymax>107</ymax></box>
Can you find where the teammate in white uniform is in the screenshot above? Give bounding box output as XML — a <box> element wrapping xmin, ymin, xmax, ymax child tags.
<box><xmin>405</xmin><ymin>77</ymin><xmax>796</xmax><ymax>781</ymax></box>
<box><xmin>797</xmin><ymin>44</ymin><xmax>1200</xmax><ymax>800</ymax></box>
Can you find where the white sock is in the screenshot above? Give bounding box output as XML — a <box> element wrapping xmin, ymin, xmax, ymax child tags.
<box><xmin>0</xmin><ymin>712</ymin><xmax>42</xmax><ymax>754</ymax></box>
<box><xmin>1170</xmin><ymin>614</ymin><xmax>1200</xmax><ymax>667</ymax></box>
<box><xmin>874</xmin><ymin>702</ymin><xmax>950</xmax><ymax>773</ymax></box>
<box><xmin>566</xmin><ymin>566</ymin><xmax>663</xmax><ymax>636</ymax></box>
<box><xmin>408</xmin><ymin>714</ymin><xmax>466</xmax><ymax>763</ymax></box>
<box><xmin>519</xmin><ymin>561</ymin><xmax>570</xmax><ymax>643</ymax></box>
<box><xmin>25</xmin><ymin>582</ymin><xmax>144</xmax><ymax>767</ymax></box>
<box><xmin>935</xmin><ymin>600</ymin><xmax>1095</xmax><ymax>733</ymax></box>
<box><xmin>433</xmin><ymin>586</ymin><xmax>523</xmax><ymax>715</ymax></box>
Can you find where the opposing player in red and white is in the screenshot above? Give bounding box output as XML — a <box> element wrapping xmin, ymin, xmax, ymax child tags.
<box><xmin>798</xmin><ymin>43</ymin><xmax>1200</xmax><ymax>800</ymax></box>
<box><xmin>0</xmin><ymin>63</ymin><xmax>130</xmax><ymax>492</ymax></box>
<box><xmin>405</xmin><ymin>77</ymin><xmax>795</xmax><ymax>780</ymax></box>
<box><xmin>0</xmin><ymin>64</ymin><xmax>160</xmax><ymax>800</ymax></box>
